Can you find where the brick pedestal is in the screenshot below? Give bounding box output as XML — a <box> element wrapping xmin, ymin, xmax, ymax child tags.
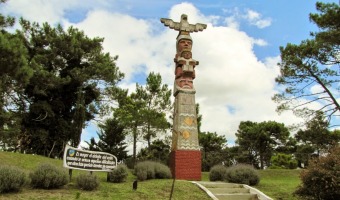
<box><xmin>170</xmin><ymin>150</ymin><xmax>201</xmax><ymax>180</ymax></box>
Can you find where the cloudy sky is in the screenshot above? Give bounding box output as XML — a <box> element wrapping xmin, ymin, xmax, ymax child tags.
<box><xmin>1</xmin><ymin>0</ymin><xmax>337</xmax><ymax>151</ymax></box>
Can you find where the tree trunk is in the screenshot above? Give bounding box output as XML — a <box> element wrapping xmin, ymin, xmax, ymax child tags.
<box><xmin>260</xmin><ymin>153</ymin><xmax>264</xmax><ymax>169</ymax></box>
<box><xmin>48</xmin><ymin>141</ymin><xmax>56</xmax><ymax>158</ymax></box>
<box><xmin>133</xmin><ymin>125</ymin><xmax>137</xmax><ymax>167</ymax></box>
<box><xmin>147</xmin><ymin>123</ymin><xmax>151</xmax><ymax>150</ymax></box>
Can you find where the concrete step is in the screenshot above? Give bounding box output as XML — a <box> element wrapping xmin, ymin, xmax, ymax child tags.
<box><xmin>215</xmin><ymin>193</ymin><xmax>258</xmax><ymax>200</ymax></box>
<box><xmin>208</xmin><ymin>187</ymin><xmax>250</xmax><ymax>194</ymax></box>
<box><xmin>199</xmin><ymin>182</ymin><xmax>243</xmax><ymax>188</ymax></box>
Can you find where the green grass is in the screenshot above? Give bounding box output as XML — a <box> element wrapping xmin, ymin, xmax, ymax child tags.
<box><xmin>0</xmin><ymin>151</ymin><xmax>302</xmax><ymax>200</ymax></box>
<box><xmin>254</xmin><ymin>169</ymin><xmax>301</xmax><ymax>200</ymax></box>
<box><xmin>0</xmin><ymin>151</ymin><xmax>211</xmax><ymax>200</ymax></box>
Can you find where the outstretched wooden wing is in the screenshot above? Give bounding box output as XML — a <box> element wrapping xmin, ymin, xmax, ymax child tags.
<box><xmin>189</xmin><ymin>23</ymin><xmax>207</xmax><ymax>32</ymax></box>
<box><xmin>160</xmin><ymin>18</ymin><xmax>181</xmax><ymax>30</ymax></box>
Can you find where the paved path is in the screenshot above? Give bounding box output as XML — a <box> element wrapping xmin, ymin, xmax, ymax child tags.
<box><xmin>192</xmin><ymin>181</ymin><xmax>273</xmax><ymax>200</ymax></box>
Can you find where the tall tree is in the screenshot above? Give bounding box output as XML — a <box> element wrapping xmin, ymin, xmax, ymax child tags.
<box><xmin>0</xmin><ymin>2</ymin><xmax>31</xmax><ymax>150</ymax></box>
<box><xmin>114</xmin><ymin>72</ymin><xmax>171</xmax><ymax>166</ymax></box>
<box><xmin>272</xmin><ymin>2</ymin><xmax>340</xmax><ymax>125</ymax></box>
<box><xmin>113</xmin><ymin>89</ymin><xmax>145</xmax><ymax>166</ymax></box>
<box><xmin>236</xmin><ymin>121</ymin><xmax>290</xmax><ymax>169</ymax></box>
<box><xmin>137</xmin><ymin>138</ymin><xmax>171</xmax><ymax>164</ymax></box>
<box><xmin>85</xmin><ymin>117</ymin><xmax>128</xmax><ymax>161</ymax></box>
<box><xmin>139</xmin><ymin>72</ymin><xmax>172</xmax><ymax>148</ymax></box>
<box><xmin>199</xmin><ymin>131</ymin><xmax>228</xmax><ymax>171</ymax></box>
<box><xmin>196</xmin><ymin>103</ymin><xmax>202</xmax><ymax>134</ymax></box>
<box><xmin>199</xmin><ymin>131</ymin><xmax>227</xmax><ymax>157</ymax></box>
<box><xmin>295</xmin><ymin>111</ymin><xmax>340</xmax><ymax>157</ymax></box>
<box><xmin>16</xmin><ymin>19</ymin><xmax>124</xmax><ymax>157</ymax></box>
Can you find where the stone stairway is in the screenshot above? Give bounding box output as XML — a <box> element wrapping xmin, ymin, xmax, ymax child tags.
<box><xmin>192</xmin><ymin>181</ymin><xmax>272</xmax><ymax>200</ymax></box>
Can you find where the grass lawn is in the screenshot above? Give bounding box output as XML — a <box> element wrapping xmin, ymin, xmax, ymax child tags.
<box><xmin>0</xmin><ymin>151</ymin><xmax>302</xmax><ymax>200</ymax></box>
<box><xmin>0</xmin><ymin>151</ymin><xmax>211</xmax><ymax>200</ymax></box>
<box><xmin>254</xmin><ymin>169</ymin><xmax>301</xmax><ymax>200</ymax></box>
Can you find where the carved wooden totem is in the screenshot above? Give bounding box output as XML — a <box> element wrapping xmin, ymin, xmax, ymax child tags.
<box><xmin>161</xmin><ymin>14</ymin><xmax>207</xmax><ymax>180</ymax></box>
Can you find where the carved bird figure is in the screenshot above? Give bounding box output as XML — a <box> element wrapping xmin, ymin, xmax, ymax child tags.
<box><xmin>160</xmin><ymin>14</ymin><xmax>207</xmax><ymax>32</ymax></box>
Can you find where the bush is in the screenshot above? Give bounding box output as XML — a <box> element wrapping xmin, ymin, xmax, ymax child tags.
<box><xmin>0</xmin><ymin>166</ymin><xmax>27</xmax><ymax>193</ymax></box>
<box><xmin>76</xmin><ymin>173</ymin><xmax>99</xmax><ymax>191</ymax></box>
<box><xmin>270</xmin><ymin>153</ymin><xmax>298</xmax><ymax>169</ymax></box>
<box><xmin>154</xmin><ymin>163</ymin><xmax>171</xmax><ymax>179</ymax></box>
<box><xmin>209</xmin><ymin>165</ymin><xmax>227</xmax><ymax>181</ymax></box>
<box><xmin>134</xmin><ymin>161</ymin><xmax>171</xmax><ymax>181</ymax></box>
<box><xmin>108</xmin><ymin>164</ymin><xmax>129</xmax><ymax>183</ymax></box>
<box><xmin>30</xmin><ymin>163</ymin><xmax>68</xmax><ymax>189</ymax></box>
<box><xmin>225</xmin><ymin>164</ymin><xmax>260</xmax><ymax>186</ymax></box>
<box><xmin>294</xmin><ymin>145</ymin><xmax>340</xmax><ymax>200</ymax></box>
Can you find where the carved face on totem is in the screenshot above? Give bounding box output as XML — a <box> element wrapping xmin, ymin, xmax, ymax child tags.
<box><xmin>177</xmin><ymin>39</ymin><xmax>192</xmax><ymax>53</ymax></box>
<box><xmin>181</xmin><ymin>50</ymin><xmax>192</xmax><ymax>59</ymax></box>
<box><xmin>176</xmin><ymin>76</ymin><xmax>193</xmax><ymax>89</ymax></box>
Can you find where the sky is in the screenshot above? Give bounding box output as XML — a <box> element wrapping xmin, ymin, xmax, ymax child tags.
<box><xmin>1</xmin><ymin>0</ymin><xmax>338</xmax><ymax>152</ymax></box>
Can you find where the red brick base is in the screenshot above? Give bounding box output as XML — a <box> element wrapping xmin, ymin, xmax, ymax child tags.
<box><xmin>170</xmin><ymin>150</ymin><xmax>201</xmax><ymax>180</ymax></box>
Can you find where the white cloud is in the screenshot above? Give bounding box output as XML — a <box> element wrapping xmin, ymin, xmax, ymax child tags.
<box><xmin>3</xmin><ymin>1</ymin><xmax>304</xmax><ymax>148</ymax></box>
<box><xmin>252</xmin><ymin>38</ymin><xmax>268</xmax><ymax>46</ymax></box>
<box><xmin>2</xmin><ymin>0</ymin><xmax>74</xmax><ymax>25</ymax></box>
<box><xmin>225</xmin><ymin>16</ymin><xmax>240</xmax><ymax>29</ymax></box>
<box><xmin>244</xmin><ymin>9</ymin><xmax>272</xmax><ymax>28</ymax></box>
<box><xmin>222</xmin><ymin>7</ymin><xmax>271</xmax><ymax>29</ymax></box>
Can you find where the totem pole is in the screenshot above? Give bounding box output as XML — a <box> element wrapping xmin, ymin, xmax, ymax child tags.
<box><xmin>161</xmin><ymin>14</ymin><xmax>207</xmax><ymax>180</ymax></box>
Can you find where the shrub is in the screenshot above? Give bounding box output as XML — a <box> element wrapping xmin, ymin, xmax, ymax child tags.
<box><xmin>294</xmin><ymin>145</ymin><xmax>340</xmax><ymax>200</ymax></box>
<box><xmin>134</xmin><ymin>161</ymin><xmax>171</xmax><ymax>181</ymax></box>
<box><xmin>225</xmin><ymin>164</ymin><xmax>260</xmax><ymax>186</ymax></box>
<box><xmin>108</xmin><ymin>164</ymin><xmax>129</xmax><ymax>183</ymax></box>
<box><xmin>30</xmin><ymin>163</ymin><xmax>68</xmax><ymax>189</ymax></box>
<box><xmin>0</xmin><ymin>166</ymin><xmax>27</xmax><ymax>193</ymax></box>
<box><xmin>209</xmin><ymin>165</ymin><xmax>227</xmax><ymax>181</ymax></box>
<box><xmin>76</xmin><ymin>173</ymin><xmax>99</xmax><ymax>191</ymax></box>
<box><xmin>270</xmin><ymin>153</ymin><xmax>298</xmax><ymax>169</ymax></box>
<box><xmin>154</xmin><ymin>163</ymin><xmax>172</xmax><ymax>179</ymax></box>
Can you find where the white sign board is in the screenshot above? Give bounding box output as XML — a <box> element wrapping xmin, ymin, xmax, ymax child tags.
<box><xmin>63</xmin><ymin>145</ymin><xmax>117</xmax><ymax>172</ymax></box>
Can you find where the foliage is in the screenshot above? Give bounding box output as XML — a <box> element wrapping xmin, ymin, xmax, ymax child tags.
<box><xmin>294</xmin><ymin>145</ymin><xmax>340</xmax><ymax>200</ymax></box>
<box><xmin>225</xmin><ymin>164</ymin><xmax>260</xmax><ymax>186</ymax></box>
<box><xmin>294</xmin><ymin>144</ymin><xmax>315</xmax><ymax>167</ymax></box>
<box><xmin>107</xmin><ymin>164</ymin><xmax>129</xmax><ymax>183</ymax></box>
<box><xmin>274</xmin><ymin>136</ymin><xmax>297</xmax><ymax>155</ymax></box>
<box><xmin>270</xmin><ymin>153</ymin><xmax>298</xmax><ymax>169</ymax></box>
<box><xmin>209</xmin><ymin>165</ymin><xmax>227</xmax><ymax>181</ymax></box>
<box><xmin>0</xmin><ymin>165</ymin><xmax>27</xmax><ymax>193</ymax></box>
<box><xmin>140</xmin><ymin>72</ymin><xmax>172</xmax><ymax>148</ymax></box>
<box><xmin>196</xmin><ymin>103</ymin><xmax>202</xmax><ymax>134</ymax></box>
<box><xmin>295</xmin><ymin>111</ymin><xmax>340</xmax><ymax>155</ymax></box>
<box><xmin>113</xmin><ymin>89</ymin><xmax>143</xmax><ymax>167</ymax></box>
<box><xmin>294</xmin><ymin>112</ymin><xmax>340</xmax><ymax>167</ymax></box>
<box><xmin>85</xmin><ymin>117</ymin><xmax>128</xmax><ymax>161</ymax></box>
<box><xmin>199</xmin><ymin>131</ymin><xmax>227</xmax><ymax>154</ymax></box>
<box><xmin>29</xmin><ymin>163</ymin><xmax>68</xmax><ymax>189</ymax></box>
<box><xmin>235</xmin><ymin>121</ymin><xmax>290</xmax><ymax>169</ymax></box>
<box><xmin>202</xmin><ymin>149</ymin><xmax>232</xmax><ymax>172</ymax></box>
<box><xmin>272</xmin><ymin>2</ymin><xmax>340</xmax><ymax>125</ymax></box>
<box><xmin>76</xmin><ymin>173</ymin><xmax>100</xmax><ymax>191</ymax></box>
<box><xmin>133</xmin><ymin>161</ymin><xmax>171</xmax><ymax>181</ymax></box>
<box><xmin>154</xmin><ymin>162</ymin><xmax>172</xmax><ymax>179</ymax></box>
<box><xmin>137</xmin><ymin>139</ymin><xmax>171</xmax><ymax>164</ymax></box>
<box><xmin>114</xmin><ymin>72</ymin><xmax>171</xmax><ymax>166</ymax></box>
<box><xmin>0</xmin><ymin>14</ymin><xmax>124</xmax><ymax>157</ymax></box>
<box><xmin>0</xmin><ymin>5</ymin><xmax>31</xmax><ymax>151</ymax></box>
<box><xmin>199</xmin><ymin>132</ymin><xmax>228</xmax><ymax>171</ymax></box>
